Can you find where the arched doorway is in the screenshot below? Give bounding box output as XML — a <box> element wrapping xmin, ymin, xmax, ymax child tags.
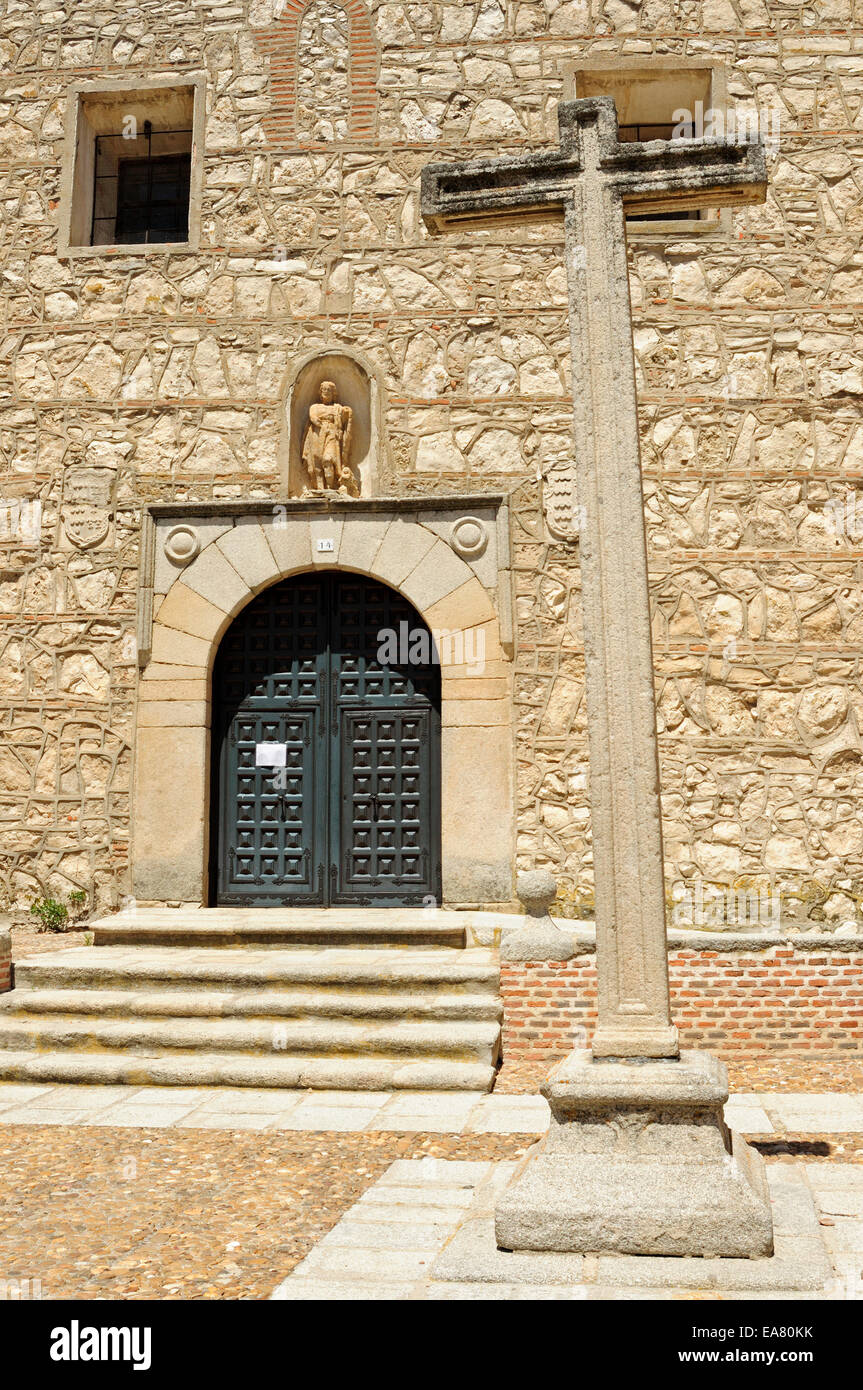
<box><xmin>210</xmin><ymin>571</ymin><xmax>442</xmax><ymax>906</ymax></box>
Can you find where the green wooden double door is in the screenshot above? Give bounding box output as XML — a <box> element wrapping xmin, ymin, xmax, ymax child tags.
<box><xmin>212</xmin><ymin>572</ymin><xmax>442</xmax><ymax>906</ymax></box>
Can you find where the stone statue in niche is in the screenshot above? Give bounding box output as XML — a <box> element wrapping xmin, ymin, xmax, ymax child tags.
<box><xmin>301</xmin><ymin>380</ymin><xmax>360</xmax><ymax>497</ymax></box>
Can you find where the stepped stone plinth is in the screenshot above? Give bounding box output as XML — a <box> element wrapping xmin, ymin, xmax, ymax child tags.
<box><xmin>495</xmin><ymin>1050</ymin><xmax>773</xmax><ymax>1258</ymax></box>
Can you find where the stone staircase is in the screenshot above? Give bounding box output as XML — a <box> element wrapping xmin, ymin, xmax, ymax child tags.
<box><xmin>0</xmin><ymin>909</ymin><xmax>503</xmax><ymax>1091</ymax></box>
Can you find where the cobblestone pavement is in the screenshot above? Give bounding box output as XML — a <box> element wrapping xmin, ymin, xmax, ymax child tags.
<box><xmin>2</xmin><ymin>1119</ymin><xmax>861</xmax><ymax>1303</ymax></box>
<box><xmin>2</xmin><ymin>1087</ymin><xmax>862</xmax><ymax>1301</ymax></box>
<box><xmin>496</xmin><ymin>1055</ymin><xmax>863</xmax><ymax>1094</ymax></box>
<box><xmin>0</xmin><ymin>1126</ymin><xmax>532</xmax><ymax>1300</ymax></box>
<box><xmin>7</xmin><ymin>931</ymin><xmax>862</xmax><ymax>1301</ymax></box>
<box><xmin>9</xmin><ymin>927</ymin><xmax>90</xmax><ymax>958</ymax></box>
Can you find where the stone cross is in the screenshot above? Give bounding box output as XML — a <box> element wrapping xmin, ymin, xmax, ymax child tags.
<box><xmin>423</xmin><ymin>98</ymin><xmax>766</xmax><ymax>1060</ymax></box>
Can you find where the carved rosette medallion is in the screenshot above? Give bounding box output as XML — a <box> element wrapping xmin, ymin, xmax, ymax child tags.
<box><xmin>164</xmin><ymin>525</ymin><xmax>201</xmax><ymax>566</ymax></box>
<box><xmin>450</xmin><ymin>515</ymin><xmax>488</xmax><ymax>559</ymax></box>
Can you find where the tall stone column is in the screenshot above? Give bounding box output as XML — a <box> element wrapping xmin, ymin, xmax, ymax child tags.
<box><xmin>423</xmin><ymin>97</ymin><xmax>775</xmax><ymax>1256</ymax></box>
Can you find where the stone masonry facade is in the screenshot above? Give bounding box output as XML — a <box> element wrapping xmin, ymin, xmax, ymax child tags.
<box><xmin>1</xmin><ymin>0</ymin><xmax>863</xmax><ymax>946</ymax></box>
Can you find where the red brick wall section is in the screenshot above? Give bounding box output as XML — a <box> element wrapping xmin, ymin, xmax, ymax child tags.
<box><xmin>501</xmin><ymin>948</ymin><xmax>863</xmax><ymax>1062</ymax></box>
<box><xmin>256</xmin><ymin>0</ymin><xmax>378</xmax><ymax>145</ymax></box>
<box><xmin>0</xmin><ymin>932</ymin><xmax>10</xmax><ymax>994</ymax></box>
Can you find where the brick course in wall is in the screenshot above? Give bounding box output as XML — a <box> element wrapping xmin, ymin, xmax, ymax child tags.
<box><xmin>502</xmin><ymin>948</ymin><xmax>863</xmax><ymax>1062</ymax></box>
<box><xmin>0</xmin><ymin>931</ymin><xmax>10</xmax><ymax>994</ymax></box>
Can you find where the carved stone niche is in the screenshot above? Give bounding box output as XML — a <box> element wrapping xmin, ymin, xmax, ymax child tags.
<box><xmin>284</xmin><ymin>348</ymin><xmax>383</xmax><ymax>499</ymax></box>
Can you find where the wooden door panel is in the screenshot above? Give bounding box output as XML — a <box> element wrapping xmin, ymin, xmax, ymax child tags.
<box><xmin>217</xmin><ymin>708</ymin><xmax>323</xmax><ymax>904</ymax></box>
<box><xmin>213</xmin><ymin>572</ymin><xmax>441</xmax><ymax>907</ymax></box>
<box><xmin>334</xmin><ymin>707</ymin><xmax>436</xmax><ymax>904</ymax></box>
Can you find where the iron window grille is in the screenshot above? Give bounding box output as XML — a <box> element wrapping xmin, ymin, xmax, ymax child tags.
<box><xmin>91</xmin><ymin>120</ymin><xmax>192</xmax><ymax>246</ymax></box>
<box><xmin>618</xmin><ymin>122</ymin><xmax>703</xmax><ymax>223</ymax></box>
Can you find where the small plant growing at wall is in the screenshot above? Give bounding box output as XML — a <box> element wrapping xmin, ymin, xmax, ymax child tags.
<box><xmin>68</xmin><ymin>889</ymin><xmax>88</xmax><ymax>921</ymax></box>
<box><xmin>29</xmin><ymin>889</ymin><xmax>89</xmax><ymax>933</ymax></box>
<box><xmin>30</xmin><ymin>897</ymin><xmax>69</xmax><ymax>933</ymax></box>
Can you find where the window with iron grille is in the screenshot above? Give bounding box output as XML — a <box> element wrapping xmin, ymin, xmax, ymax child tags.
<box><xmin>114</xmin><ymin>155</ymin><xmax>191</xmax><ymax>243</ymax></box>
<box><xmin>61</xmin><ymin>81</ymin><xmax>202</xmax><ymax>255</ymax></box>
<box><xmin>92</xmin><ymin>122</ymin><xmax>192</xmax><ymax>246</ymax></box>
<box><xmin>565</xmin><ymin>63</ymin><xmax>724</xmax><ymax>234</ymax></box>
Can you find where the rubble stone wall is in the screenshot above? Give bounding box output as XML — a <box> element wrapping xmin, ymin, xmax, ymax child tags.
<box><xmin>0</xmin><ymin>0</ymin><xmax>862</xmax><ymax>922</ymax></box>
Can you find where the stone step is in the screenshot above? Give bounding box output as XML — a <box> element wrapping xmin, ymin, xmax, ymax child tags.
<box><xmin>13</xmin><ymin>947</ymin><xmax>500</xmax><ymax>994</ymax></box>
<box><xmin>0</xmin><ymin>1013</ymin><xmax>501</xmax><ymax>1063</ymax></box>
<box><xmin>1</xmin><ymin>986</ymin><xmax>502</xmax><ymax>1023</ymax></box>
<box><xmin>91</xmin><ymin>908</ymin><xmax>470</xmax><ymax>949</ymax></box>
<box><xmin>0</xmin><ymin>914</ymin><xmax>504</xmax><ymax>1093</ymax></box>
<box><xmin>0</xmin><ymin>1049</ymin><xmax>496</xmax><ymax>1091</ymax></box>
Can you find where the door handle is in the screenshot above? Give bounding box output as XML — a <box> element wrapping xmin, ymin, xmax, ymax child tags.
<box><xmin>370</xmin><ymin>794</ymin><xmax>379</xmax><ymax>822</ymax></box>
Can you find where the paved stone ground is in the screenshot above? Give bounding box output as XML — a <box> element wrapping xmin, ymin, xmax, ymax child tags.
<box><xmin>5</xmin><ymin>934</ymin><xmax>862</xmax><ymax>1300</ymax></box>
<box><xmin>2</xmin><ymin>1082</ymin><xmax>863</xmax><ymax>1135</ymax></box>
<box><xmin>9</xmin><ymin>926</ymin><xmax>89</xmax><ymax>958</ymax></box>
<box><xmin>272</xmin><ymin>1157</ymin><xmax>863</xmax><ymax>1301</ymax></box>
<box><xmin>2</xmin><ymin>1117</ymin><xmax>861</xmax><ymax>1302</ymax></box>
<box><xmin>496</xmin><ymin>1055</ymin><xmax>863</xmax><ymax>1094</ymax></box>
<box><xmin>0</xmin><ymin>1126</ymin><xmax>533</xmax><ymax>1300</ymax></box>
<box><xmin>1</xmin><ymin>1080</ymin><xmax>862</xmax><ymax>1301</ymax></box>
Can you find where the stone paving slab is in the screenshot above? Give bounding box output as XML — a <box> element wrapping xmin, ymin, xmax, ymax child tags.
<box><xmin>0</xmin><ymin>1104</ymin><xmax>117</xmax><ymax>1125</ymax></box>
<box><xmin>765</xmin><ymin>1094</ymin><xmax>863</xmax><ymax>1132</ymax></box>
<box><xmin>294</xmin><ymin>1090</ymin><xmax>393</xmax><ymax>1108</ymax></box>
<box><xmin>272</xmin><ymin>1279</ymin><xmax>420</xmax><ymax>1300</ymax></box>
<box><xmin>723</xmin><ymin>1101</ymin><xmax>773</xmax><ymax>1131</ymax></box>
<box><xmin>189</xmin><ymin>1089</ymin><xmax>307</xmax><ymax>1113</ymax></box>
<box><xmin>273</xmin><ymin>1106</ymin><xmax>387</xmax><ymax>1131</ymax></box>
<box><xmin>805</xmin><ymin>1162</ymin><xmax>863</xmax><ymax>1188</ymax></box>
<box><xmin>0</xmin><ymin>1083</ymin><xmax>539</xmax><ymax>1132</ymax></box>
<box><xmin>177</xmin><ymin>1111</ymin><xmax>278</xmax><ymax>1130</ymax></box>
<box><xmin>466</xmin><ymin>1095</ymin><xmax>557</xmax><ymax>1133</ymax></box>
<box><xmin>89</xmin><ymin>1104</ymin><xmax>201</xmax><ymax>1128</ymax></box>
<box><xmin>7</xmin><ymin>1081</ymin><xmax>863</xmax><ymax>1137</ymax></box>
<box><xmin>808</xmin><ymin>1190</ymin><xmax>863</xmax><ymax>1216</ymax></box>
<box><xmin>355</xmin><ymin>1183</ymin><xmax>477</xmax><ymax>1208</ymax></box>
<box><xmin>272</xmin><ymin>1157</ymin><xmax>847</xmax><ymax>1301</ymax></box>
<box><xmin>372</xmin><ymin>1113</ymin><xmax>478</xmax><ymax>1133</ymax></box>
<box><xmin>0</xmin><ymin>1083</ymin><xmax>55</xmax><ymax>1107</ymax></box>
<box><xmin>111</xmin><ymin>1086</ymin><xmax>213</xmax><ymax>1107</ymax></box>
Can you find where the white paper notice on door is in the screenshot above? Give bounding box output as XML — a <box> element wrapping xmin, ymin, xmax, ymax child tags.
<box><xmin>255</xmin><ymin>743</ymin><xmax>287</xmax><ymax>767</ymax></box>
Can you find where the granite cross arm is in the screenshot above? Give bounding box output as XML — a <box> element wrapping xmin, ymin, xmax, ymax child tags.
<box><xmin>421</xmin><ymin>96</ymin><xmax>766</xmax><ymax>228</ymax></box>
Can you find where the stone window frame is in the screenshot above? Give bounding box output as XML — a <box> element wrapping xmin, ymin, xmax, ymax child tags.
<box><xmin>562</xmin><ymin>57</ymin><xmax>731</xmax><ymax>240</ymax></box>
<box><xmin>58</xmin><ymin>74</ymin><xmax>207</xmax><ymax>259</ymax></box>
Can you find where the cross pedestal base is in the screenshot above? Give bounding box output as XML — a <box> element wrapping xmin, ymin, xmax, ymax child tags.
<box><xmin>494</xmin><ymin>1050</ymin><xmax>774</xmax><ymax>1258</ymax></box>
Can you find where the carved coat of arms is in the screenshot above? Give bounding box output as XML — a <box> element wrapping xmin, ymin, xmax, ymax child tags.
<box><xmin>62</xmin><ymin>468</ymin><xmax>114</xmax><ymax>549</ymax></box>
<box><xmin>542</xmin><ymin>460</ymin><xmax>581</xmax><ymax>542</ymax></box>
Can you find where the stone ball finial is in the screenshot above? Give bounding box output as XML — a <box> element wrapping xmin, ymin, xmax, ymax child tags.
<box><xmin>517</xmin><ymin>869</ymin><xmax>557</xmax><ymax>919</ymax></box>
